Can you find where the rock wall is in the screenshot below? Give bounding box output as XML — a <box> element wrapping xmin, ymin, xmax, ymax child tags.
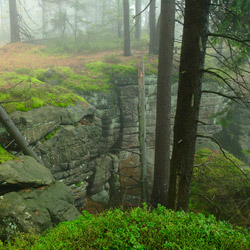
<box><xmin>1</xmin><ymin>76</ymin><xmax>243</xmax><ymax>208</ymax></box>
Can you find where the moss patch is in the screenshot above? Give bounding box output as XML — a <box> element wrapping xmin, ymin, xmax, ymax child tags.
<box><xmin>0</xmin><ymin>145</ymin><xmax>16</xmax><ymax>164</ymax></box>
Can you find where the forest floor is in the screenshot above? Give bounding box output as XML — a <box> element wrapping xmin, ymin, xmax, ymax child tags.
<box><xmin>0</xmin><ymin>42</ymin><xmax>150</xmax><ymax>73</ymax></box>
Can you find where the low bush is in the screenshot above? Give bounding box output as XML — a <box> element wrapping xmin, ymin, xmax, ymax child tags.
<box><xmin>2</xmin><ymin>205</ymin><xmax>250</xmax><ymax>249</ymax></box>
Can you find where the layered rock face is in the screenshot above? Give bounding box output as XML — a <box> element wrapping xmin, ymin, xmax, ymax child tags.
<box><xmin>0</xmin><ymin>156</ymin><xmax>80</xmax><ymax>241</ymax></box>
<box><xmin>1</xmin><ymin>76</ymin><xmax>246</xmax><ymax>209</ymax></box>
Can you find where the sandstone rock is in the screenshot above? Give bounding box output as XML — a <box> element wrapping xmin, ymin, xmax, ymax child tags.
<box><xmin>0</xmin><ymin>182</ymin><xmax>80</xmax><ymax>241</ymax></box>
<box><xmin>0</xmin><ymin>156</ymin><xmax>54</xmax><ymax>195</ymax></box>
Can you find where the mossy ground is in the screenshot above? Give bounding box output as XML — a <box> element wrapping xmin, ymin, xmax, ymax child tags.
<box><xmin>0</xmin><ymin>62</ymin><xmax>138</xmax><ymax>113</ymax></box>
<box><xmin>0</xmin><ymin>42</ymin><xmax>159</xmax><ymax>113</ymax></box>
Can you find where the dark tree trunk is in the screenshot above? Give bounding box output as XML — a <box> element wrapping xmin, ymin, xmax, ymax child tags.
<box><xmin>117</xmin><ymin>0</ymin><xmax>122</xmax><ymax>38</ymax></box>
<box><xmin>0</xmin><ymin>105</ymin><xmax>43</xmax><ymax>164</ymax></box>
<box><xmin>9</xmin><ymin>0</ymin><xmax>20</xmax><ymax>43</ymax></box>
<box><xmin>135</xmin><ymin>0</ymin><xmax>141</xmax><ymax>40</ymax></box>
<box><xmin>123</xmin><ymin>0</ymin><xmax>132</xmax><ymax>56</ymax></box>
<box><xmin>167</xmin><ymin>0</ymin><xmax>211</xmax><ymax>211</ymax></box>
<box><xmin>150</xmin><ymin>0</ymin><xmax>175</xmax><ymax>207</ymax></box>
<box><xmin>149</xmin><ymin>0</ymin><xmax>157</xmax><ymax>54</ymax></box>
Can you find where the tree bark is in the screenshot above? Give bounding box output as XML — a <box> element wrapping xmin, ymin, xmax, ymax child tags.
<box><xmin>0</xmin><ymin>105</ymin><xmax>43</xmax><ymax>165</ymax></box>
<box><xmin>123</xmin><ymin>0</ymin><xmax>132</xmax><ymax>56</ymax></box>
<box><xmin>9</xmin><ymin>0</ymin><xmax>20</xmax><ymax>43</ymax></box>
<box><xmin>150</xmin><ymin>0</ymin><xmax>175</xmax><ymax>207</ymax></box>
<box><xmin>149</xmin><ymin>0</ymin><xmax>157</xmax><ymax>54</ymax></box>
<box><xmin>167</xmin><ymin>0</ymin><xmax>211</xmax><ymax>211</ymax></box>
<box><xmin>135</xmin><ymin>0</ymin><xmax>141</xmax><ymax>40</ymax></box>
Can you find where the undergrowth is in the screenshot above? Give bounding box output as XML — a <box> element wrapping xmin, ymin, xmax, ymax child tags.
<box><xmin>2</xmin><ymin>204</ymin><xmax>249</xmax><ymax>249</ymax></box>
<box><xmin>191</xmin><ymin>148</ymin><xmax>250</xmax><ymax>229</ymax></box>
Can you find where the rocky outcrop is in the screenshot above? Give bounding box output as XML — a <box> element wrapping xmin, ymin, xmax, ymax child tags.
<box><xmin>0</xmin><ymin>156</ymin><xmax>80</xmax><ymax>241</ymax></box>
<box><xmin>0</xmin><ymin>76</ymin><xmax>241</xmax><ymax>208</ymax></box>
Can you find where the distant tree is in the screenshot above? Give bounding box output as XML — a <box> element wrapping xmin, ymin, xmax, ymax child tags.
<box><xmin>117</xmin><ymin>0</ymin><xmax>122</xmax><ymax>38</ymax></box>
<box><xmin>123</xmin><ymin>0</ymin><xmax>132</xmax><ymax>56</ymax></box>
<box><xmin>8</xmin><ymin>0</ymin><xmax>20</xmax><ymax>43</ymax></box>
<box><xmin>151</xmin><ymin>0</ymin><xmax>175</xmax><ymax>207</ymax></box>
<box><xmin>135</xmin><ymin>0</ymin><xmax>141</xmax><ymax>40</ymax></box>
<box><xmin>149</xmin><ymin>0</ymin><xmax>157</xmax><ymax>54</ymax></box>
<box><xmin>167</xmin><ymin>0</ymin><xmax>211</xmax><ymax>211</ymax></box>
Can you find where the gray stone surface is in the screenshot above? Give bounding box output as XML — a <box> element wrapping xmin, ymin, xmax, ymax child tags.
<box><xmin>0</xmin><ymin>182</ymin><xmax>80</xmax><ymax>241</ymax></box>
<box><xmin>0</xmin><ymin>156</ymin><xmax>54</xmax><ymax>195</ymax></box>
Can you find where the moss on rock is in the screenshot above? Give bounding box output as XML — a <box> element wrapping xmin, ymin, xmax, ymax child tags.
<box><xmin>0</xmin><ymin>145</ymin><xmax>16</xmax><ymax>164</ymax></box>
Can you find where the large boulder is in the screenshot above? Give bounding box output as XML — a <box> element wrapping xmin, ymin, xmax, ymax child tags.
<box><xmin>0</xmin><ymin>156</ymin><xmax>54</xmax><ymax>195</ymax></box>
<box><xmin>0</xmin><ymin>156</ymin><xmax>80</xmax><ymax>241</ymax></box>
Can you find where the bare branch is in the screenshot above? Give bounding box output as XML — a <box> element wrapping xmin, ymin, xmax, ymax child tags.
<box><xmin>208</xmin><ymin>33</ymin><xmax>250</xmax><ymax>47</ymax></box>
<box><xmin>197</xmin><ymin>134</ymin><xmax>250</xmax><ymax>182</ymax></box>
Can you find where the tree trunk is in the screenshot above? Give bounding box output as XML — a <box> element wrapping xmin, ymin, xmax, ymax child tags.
<box><xmin>117</xmin><ymin>0</ymin><xmax>122</xmax><ymax>38</ymax></box>
<box><xmin>9</xmin><ymin>0</ymin><xmax>20</xmax><ymax>43</ymax></box>
<box><xmin>150</xmin><ymin>0</ymin><xmax>175</xmax><ymax>207</ymax></box>
<box><xmin>149</xmin><ymin>0</ymin><xmax>157</xmax><ymax>54</ymax></box>
<box><xmin>167</xmin><ymin>0</ymin><xmax>211</xmax><ymax>211</ymax></box>
<box><xmin>138</xmin><ymin>57</ymin><xmax>147</xmax><ymax>201</ymax></box>
<box><xmin>123</xmin><ymin>0</ymin><xmax>132</xmax><ymax>56</ymax></box>
<box><xmin>135</xmin><ymin>0</ymin><xmax>141</xmax><ymax>40</ymax></box>
<box><xmin>102</xmin><ymin>0</ymin><xmax>106</xmax><ymax>26</ymax></box>
<box><xmin>0</xmin><ymin>105</ymin><xmax>43</xmax><ymax>165</ymax></box>
<box><xmin>41</xmin><ymin>0</ymin><xmax>46</xmax><ymax>38</ymax></box>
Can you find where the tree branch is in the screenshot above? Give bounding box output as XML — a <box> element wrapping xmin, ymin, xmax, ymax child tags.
<box><xmin>208</xmin><ymin>33</ymin><xmax>250</xmax><ymax>47</ymax></box>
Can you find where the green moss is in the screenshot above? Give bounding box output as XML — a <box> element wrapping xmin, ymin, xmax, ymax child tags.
<box><xmin>0</xmin><ymin>145</ymin><xmax>16</xmax><ymax>164</ymax></box>
<box><xmin>44</xmin><ymin>128</ymin><xmax>59</xmax><ymax>140</ymax></box>
<box><xmin>0</xmin><ymin>69</ymin><xmax>87</xmax><ymax>113</ymax></box>
<box><xmin>0</xmin><ymin>61</ymin><xmax>139</xmax><ymax>113</ymax></box>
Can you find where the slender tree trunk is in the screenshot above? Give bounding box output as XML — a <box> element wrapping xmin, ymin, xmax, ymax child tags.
<box><xmin>0</xmin><ymin>0</ymin><xmax>4</xmax><ymax>40</ymax></box>
<box><xmin>150</xmin><ymin>0</ymin><xmax>175</xmax><ymax>207</ymax></box>
<box><xmin>123</xmin><ymin>0</ymin><xmax>132</xmax><ymax>56</ymax></box>
<box><xmin>41</xmin><ymin>0</ymin><xmax>46</xmax><ymax>38</ymax></box>
<box><xmin>117</xmin><ymin>0</ymin><xmax>122</xmax><ymax>38</ymax></box>
<box><xmin>102</xmin><ymin>0</ymin><xmax>106</xmax><ymax>26</ymax></box>
<box><xmin>167</xmin><ymin>0</ymin><xmax>211</xmax><ymax>211</ymax></box>
<box><xmin>138</xmin><ymin>57</ymin><xmax>147</xmax><ymax>201</ymax></box>
<box><xmin>0</xmin><ymin>105</ymin><xmax>43</xmax><ymax>165</ymax></box>
<box><xmin>149</xmin><ymin>0</ymin><xmax>157</xmax><ymax>54</ymax></box>
<box><xmin>8</xmin><ymin>0</ymin><xmax>20</xmax><ymax>43</ymax></box>
<box><xmin>135</xmin><ymin>0</ymin><xmax>141</xmax><ymax>40</ymax></box>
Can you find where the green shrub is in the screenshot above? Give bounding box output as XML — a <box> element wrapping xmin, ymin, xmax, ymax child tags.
<box><xmin>2</xmin><ymin>205</ymin><xmax>250</xmax><ymax>249</ymax></box>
